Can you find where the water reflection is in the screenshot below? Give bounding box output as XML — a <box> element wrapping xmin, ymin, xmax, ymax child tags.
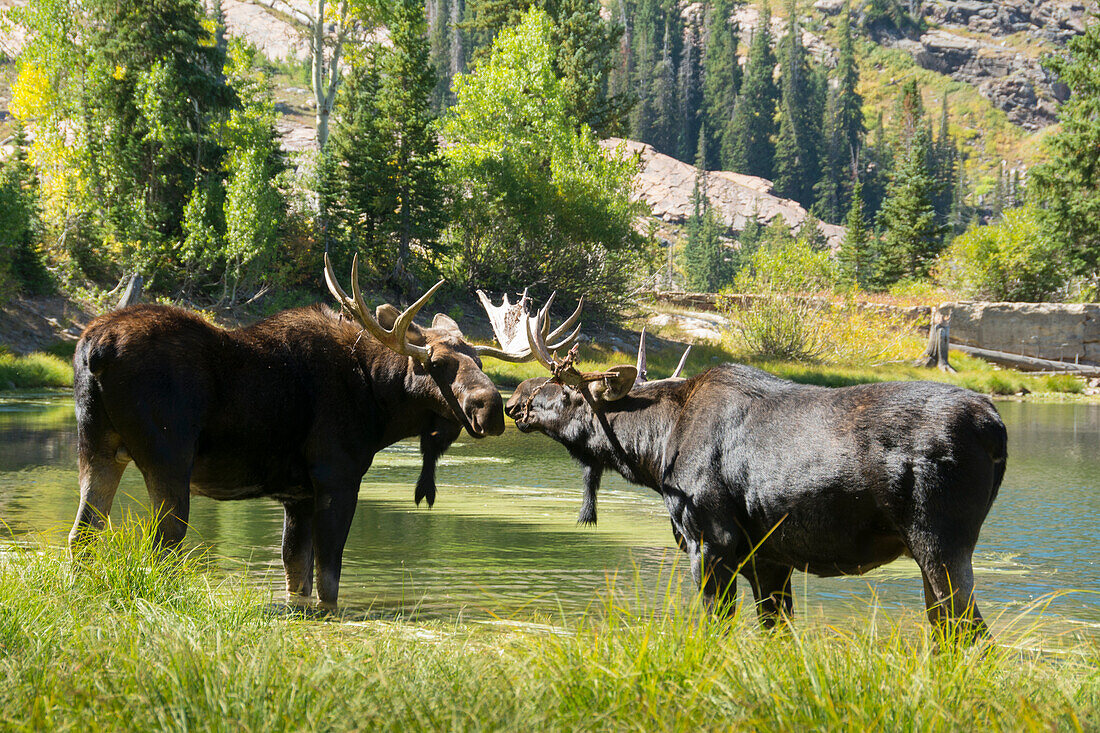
<box><xmin>0</xmin><ymin>391</ymin><xmax>1097</xmax><ymax>631</ymax></box>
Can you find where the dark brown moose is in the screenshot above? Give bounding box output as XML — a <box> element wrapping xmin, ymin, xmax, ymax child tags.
<box><xmin>506</xmin><ymin>310</ymin><xmax>1007</xmax><ymax>637</ymax></box>
<box><xmin>68</xmin><ymin>257</ymin><xmax>578</xmax><ymax>608</ymax></box>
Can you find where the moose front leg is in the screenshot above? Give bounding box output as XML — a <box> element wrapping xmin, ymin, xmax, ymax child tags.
<box><xmin>743</xmin><ymin>561</ymin><xmax>794</xmax><ymax>629</ymax></box>
<box><xmin>282</xmin><ymin>498</ymin><xmax>314</xmax><ymax>600</ymax></box>
<box><xmin>309</xmin><ymin>474</ymin><xmax>361</xmax><ymax>611</ymax></box>
<box><xmin>416</xmin><ymin>419</ymin><xmax>461</xmax><ymax>507</ymax></box>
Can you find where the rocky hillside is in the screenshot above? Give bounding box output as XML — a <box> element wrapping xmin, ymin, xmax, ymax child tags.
<box><xmin>602</xmin><ymin>138</ymin><xmax>847</xmax><ymax>249</ymax></box>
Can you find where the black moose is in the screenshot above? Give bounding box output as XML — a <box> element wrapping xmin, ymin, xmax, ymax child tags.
<box><xmin>506</xmin><ymin>312</ymin><xmax>1007</xmax><ymax>636</ymax></box>
<box><xmin>68</xmin><ymin>257</ymin><xmax>578</xmax><ymax>608</ymax></box>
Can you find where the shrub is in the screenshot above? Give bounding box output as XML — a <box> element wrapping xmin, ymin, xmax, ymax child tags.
<box><xmin>733</xmin><ymin>297</ymin><xmax>824</xmax><ymax>362</ymax></box>
<box><xmin>733</xmin><ymin>220</ymin><xmax>836</xmax><ymax>294</ymax></box>
<box><xmin>936</xmin><ymin>208</ymin><xmax>1063</xmax><ymax>302</ymax></box>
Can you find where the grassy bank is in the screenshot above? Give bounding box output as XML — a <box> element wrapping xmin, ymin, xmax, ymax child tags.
<box><xmin>0</xmin><ymin>349</ymin><xmax>72</xmax><ymax>390</ymax></box>
<box><xmin>1</xmin><ymin>522</ymin><xmax>1097</xmax><ymax>730</ymax></box>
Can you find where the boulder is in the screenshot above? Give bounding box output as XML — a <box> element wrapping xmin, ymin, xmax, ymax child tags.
<box><xmin>601</xmin><ymin>138</ymin><xmax>847</xmax><ymax>250</ymax></box>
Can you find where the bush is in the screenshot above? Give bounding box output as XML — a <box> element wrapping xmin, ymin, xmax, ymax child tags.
<box><xmin>440</xmin><ymin>10</ymin><xmax>644</xmax><ymax>311</ymax></box>
<box><xmin>733</xmin><ymin>220</ymin><xmax>836</xmax><ymax>294</ymax></box>
<box><xmin>936</xmin><ymin>208</ymin><xmax>1064</xmax><ymax>302</ymax></box>
<box><xmin>733</xmin><ymin>297</ymin><xmax>824</xmax><ymax>362</ymax></box>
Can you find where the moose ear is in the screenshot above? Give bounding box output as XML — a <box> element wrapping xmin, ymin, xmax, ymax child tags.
<box><xmin>375</xmin><ymin>304</ymin><xmax>426</xmax><ymax>345</ymax></box>
<box><xmin>431</xmin><ymin>313</ymin><xmax>464</xmax><ymax>337</ymax></box>
<box><xmin>587</xmin><ymin>365</ymin><xmax>637</xmax><ymax>403</ymax></box>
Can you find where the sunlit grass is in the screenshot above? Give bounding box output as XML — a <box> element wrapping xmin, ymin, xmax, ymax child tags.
<box><xmin>0</xmin><ymin>350</ymin><xmax>72</xmax><ymax>390</ymax></box>
<box><xmin>0</xmin><ymin>523</ymin><xmax>1097</xmax><ymax>730</ymax></box>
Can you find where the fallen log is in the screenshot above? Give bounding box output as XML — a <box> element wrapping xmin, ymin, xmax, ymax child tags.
<box><xmin>950</xmin><ymin>343</ymin><xmax>1100</xmax><ymax>377</ymax></box>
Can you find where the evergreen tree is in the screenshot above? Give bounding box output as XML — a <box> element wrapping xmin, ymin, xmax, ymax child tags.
<box><xmin>930</xmin><ymin>94</ymin><xmax>960</xmax><ymax>233</ymax></box>
<box><xmin>677</xmin><ymin>12</ymin><xmax>704</xmax><ymax>162</ymax></box>
<box><xmin>0</xmin><ymin>120</ymin><xmax>48</xmax><ymax>296</ymax></box>
<box><xmin>428</xmin><ymin>0</ymin><xmax>465</xmax><ymax>111</ymax></box>
<box><xmin>330</xmin><ymin>0</ymin><xmax>447</xmax><ymax>290</ymax></box>
<box><xmin>1029</xmin><ymin>11</ymin><xmax>1100</xmax><ymax>278</ymax></box>
<box><xmin>861</xmin><ymin>110</ymin><xmax>891</xmax><ymax>220</ymax></box>
<box><xmin>875</xmin><ymin>123</ymin><xmax>944</xmax><ymax>285</ymax></box>
<box><xmin>628</xmin><ymin>0</ymin><xmax>662</xmax><ymax>141</ymax></box>
<box><xmin>82</xmin><ymin>0</ymin><xmax>235</xmax><ymax>275</ymax></box>
<box><xmin>702</xmin><ymin>0</ymin><xmax>741</xmax><ymax>171</ymax></box>
<box><xmin>836</xmin><ymin>179</ymin><xmax>870</xmax><ymax>287</ymax></box>
<box><xmin>814</xmin><ymin>1</ymin><xmax>863</xmax><ymax>222</ymax></box>
<box><xmin>726</xmin><ymin>0</ymin><xmax>778</xmax><ymax>178</ymax></box>
<box><xmin>683</xmin><ymin>126</ymin><xmax>729</xmax><ymax>290</ymax></box>
<box><xmin>649</xmin><ymin>14</ymin><xmax>681</xmax><ymax>155</ymax></box>
<box><xmin>551</xmin><ymin>0</ymin><xmax>629</xmax><ymax>134</ymax></box>
<box><xmin>772</xmin><ymin>0</ymin><xmax>825</xmax><ymax>207</ymax></box>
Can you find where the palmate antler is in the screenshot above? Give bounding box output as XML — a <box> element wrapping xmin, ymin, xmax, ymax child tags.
<box><xmin>475</xmin><ymin>289</ymin><xmax>583</xmax><ymax>363</ymax></box>
<box><xmin>323</xmin><ymin>252</ymin><xmax>442</xmax><ymax>362</ymax></box>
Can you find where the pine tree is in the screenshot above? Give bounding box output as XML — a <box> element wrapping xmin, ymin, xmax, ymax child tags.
<box><xmin>649</xmin><ymin>14</ymin><xmax>681</xmax><ymax>155</ymax></box>
<box><xmin>677</xmin><ymin>11</ymin><xmax>704</xmax><ymax>162</ymax></box>
<box><xmin>702</xmin><ymin>0</ymin><xmax>740</xmax><ymax>171</ymax></box>
<box><xmin>428</xmin><ymin>0</ymin><xmax>464</xmax><ymax>111</ymax></box>
<box><xmin>836</xmin><ymin>179</ymin><xmax>870</xmax><ymax>287</ymax></box>
<box><xmin>726</xmin><ymin>0</ymin><xmax>778</xmax><ymax>178</ymax></box>
<box><xmin>814</xmin><ymin>1</ymin><xmax>863</xmax><ymax>222</ymax></box>
<box><xmin>930</xmin><ymin>94</ymin><xmax>960</xmax><ymax>234</ymax></box>
<box><xmin>772</xmin><ymin>0</ymin><xmax>824</xmax><ymax>207</ymax></box>
<box><xmin>628</xmin><ymin>0</ymin><xmax>662</xmax><ymax>141</ymax></box>
<box><xmin>875</xmin><ymin>123</ymin><xmax>944</xmax><ymax>285</ymax></box>
<box><xmin>552</xmin><ymin>0</ymin><xmax>629</xmax><ymax>134</ymax></box>
<box><xmin>684</xmin><ymin>126</ymin><xmax>728</xmax><ymax>290</ymax></box>
<box><xmin>330</xmin><ymin>0</ymin><xmax>447</xmax><ymax>290</ymax></box>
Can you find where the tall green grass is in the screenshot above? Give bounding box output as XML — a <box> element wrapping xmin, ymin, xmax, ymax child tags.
<box><xmin>0</xmin><ymin>522</ymin><xmax>1097</xmax><ymax>730</ymax></box>
<box><xmin>0</xmin><ymin>350</ymin><xmax>73</xmax><ymax>389</ymax></box>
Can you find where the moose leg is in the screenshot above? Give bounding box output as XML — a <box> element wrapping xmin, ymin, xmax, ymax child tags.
<box><xmin>688</xmin><ymin>540</ymin><xmax>739</xmax><ymax>617</ymax></box>
<box><xmin>311</xmin><ymin>485</ymin><xmax>359</xmax><ymax>610</ymax></box>
<box><xmin>282</xmin><ymin>498</ymin><xmax>314</xmax><ymax>599</ymax></box>
<box><xmin>140</xmin><ymin>466</ymin><xmax>192</xmax><ymax>548</ymax></box>
<box><xmin>69</xmin><ymin>450</ymin><xmax>127</xmax><ymax>554</ymax></box>
<box><xmin>913</xmin><ymin>547</ymin><xmax>989</xmax><ymax>640</ymax></box>
<box><xmin>744</xmin><ymin>561</ymin><xmax>795</xmax><ymax>629</ymax></box>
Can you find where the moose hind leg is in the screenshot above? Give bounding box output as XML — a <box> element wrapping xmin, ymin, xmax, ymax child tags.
<box><xmin>914</xmin><ymin>547</ymin><xmax>989</xmax><ymax>641</ymax></box>
<box><xmin>69</xmin><ymin>450</ymin><xmax>127</xmax><ymax>554</ymax></box>
<box><xmin>745</xmin><ymin>561</ymin><xmax>795</xmax><ymax>629</ymax></box>
<box><xmin>282</xmin><ymin>498</ymin><xmax>315</xmax><ymax>599</ymax></box>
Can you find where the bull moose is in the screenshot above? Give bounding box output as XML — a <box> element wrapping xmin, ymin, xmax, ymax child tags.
<box><xmin>68</xmin><ymin>257</ymin><xmax>578</xmax><ymax>608</ymax></box>
<box><xmin>506</xmin><ymin>308</ymin><xmax>1007</xmax><ymax>637</ymax></box>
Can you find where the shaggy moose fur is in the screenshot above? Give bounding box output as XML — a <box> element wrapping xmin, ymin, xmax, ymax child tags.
<box><xmin>506</xmin><ymin>363</ymin><xmax>1007</xmax><ymax>634</ymax></box>
<box><xmin>71</xmin><ymin>303</ymin><xmax>504</xmax><ymax>607</ymax></box>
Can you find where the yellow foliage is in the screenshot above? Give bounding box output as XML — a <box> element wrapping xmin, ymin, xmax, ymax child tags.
<box><xmin>112</xmin><ymin>64</ymin><xmax>126</xmax><ymax>80</ymax></box>
<box><xmin>9</xmin><ymin>63</ymin><xmax>53</xmax><ymax>122</ymax></box>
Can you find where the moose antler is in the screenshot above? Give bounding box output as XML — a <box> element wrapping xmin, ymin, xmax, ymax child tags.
<box><xmin>324</xmin><ymin>252</ymin><xmax>442</xmax><ymax>362</ymax></box>
<box><xmin>634</xmin><ymin>328</ymin><xmax>693</xmax><ymax>384</ymax></box>
<box><xmin>475</xmin><ymin>289</ymin><xmax>583</xmax><ymax>362</ymax></box>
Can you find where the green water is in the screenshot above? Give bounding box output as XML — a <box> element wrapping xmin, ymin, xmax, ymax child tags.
<box><xmin>1</xmin><ymin>392</ymin><xmax>1097</xmax><ymax>631</ymax></box>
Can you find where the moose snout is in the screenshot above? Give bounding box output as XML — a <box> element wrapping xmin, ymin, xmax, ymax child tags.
<box><xmin>466</xmin><ymin>391</ymin><xmax>505</xmax><ymax>437</ymax></box>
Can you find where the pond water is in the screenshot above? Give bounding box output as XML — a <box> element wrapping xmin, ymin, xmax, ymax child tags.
<box><xmin>1</xmin><ymin>392</ymin><xmax>1097</xmax><ymax>633</ymax></box>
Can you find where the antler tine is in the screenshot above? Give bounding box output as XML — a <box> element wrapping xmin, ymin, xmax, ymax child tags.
<box><xmin>546</xmin><ymin>296</ymin><xmax>584</xmax><ymax>343</ymax></box>
<box><xmin>635</xmin><ymin>327</ymin><xmax>648</xmax><ymax>384</ymax></box>
<box><xmin>526</xmin><ymin>312</ymin><xmax>557</xmax><ymax>372</ymax></box>
<box><xmin>539</xmin><ymin>291</ymin><xmax>557</xmax><ymax>339</ymax></box>
<box><xmin>325</xmin><ymin>252</ymin><xmax>441</xmax><ymax>361</ymax></box>
<box><xmin>671</xmin><ymin>344</ymin><xmax>693</xmax><ymax>378</ymax></box>
<box><xmin>475</xmin><ymin>287</ymin><xmax>536</xmax><ymax>362</ymax></box>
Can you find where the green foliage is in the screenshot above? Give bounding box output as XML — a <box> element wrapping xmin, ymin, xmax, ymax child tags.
<box><xmin>0</xmin><ymin>121</ymin><xmax>49</xmax><ymax>298</ymax></box>
<box><xmin>860</xmin><ymin>0</ymin><xmax>924</xmax><ymax>36</ymax></box>
<box><xmin>733</xmin><ymin>296</ymin><xmax>824</xmax><ymax>361</ymax></box>
<box><xmin>726</xmin><ymin>0</ymin><xmax>778</xmax><ymax>177</ymax></box>
<box><xmin>550</xmin><ymin>0</ymin><xmax>630</xmax><ymax>135</ymax></box>
<box><xmin>329</xmin><ymin>0</ymin><xmax>447</xmax><ymax>291</ymax></box>
<box><xmin>701</xmin><ymin>0</ymin><xmax>740</xmax><ymax>170</ymax></box>
<box><xmin>734</xmin><ymin>219</ymin><xmax>836</xmax><ymax>293</ymax></box>
<box><xmin>0</xmin><ymin>350</ymin><xmax>74</xmax><ymax>389</ymax></box>
<box><xmin>837</xmin><ymin>180</ymin><xmax>871</xmax><ymax>287</ymax></box>
<box><xmin>1030</xmin><ymin>15</ymin><xmax>1100</xmax><ymax>283</ymax></box>
<box><xmin>936</xmin><ymin>208</ymin><xmax>1062</xmax><ymax>302</ymax></box>
<box><xmin>873</xmin><ymin>81</ymin><xmax>945</xmax><ymax>288</ymax></box>
<box><xmin>815</xmin><ymin>2</ymin><xmax>863</xmax><ymax>223</ymax></box>
<box><xmin>441</xmin><ymin>10</ymin><xmax>643</xmax><ymax>308</ymax></box>
<box><xmin>772</xmin><ymin>0</ymin><xmax>825</xmax><ymax>207</ymax></box>
<box><xmin>683</xmin><ymin>129</ymin><xmax>731</xmax><ymax>291</ymax></box>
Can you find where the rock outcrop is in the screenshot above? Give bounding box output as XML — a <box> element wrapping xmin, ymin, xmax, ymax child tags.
<box><xmin>602</xmin><ymin>138</ymin><xmax>847</xmax><ymax>250</ymax></box>
<box><xmin>888</xmin><ymin>0</ymin><xmax>1097</xmax><ymax>130</ymax></box>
